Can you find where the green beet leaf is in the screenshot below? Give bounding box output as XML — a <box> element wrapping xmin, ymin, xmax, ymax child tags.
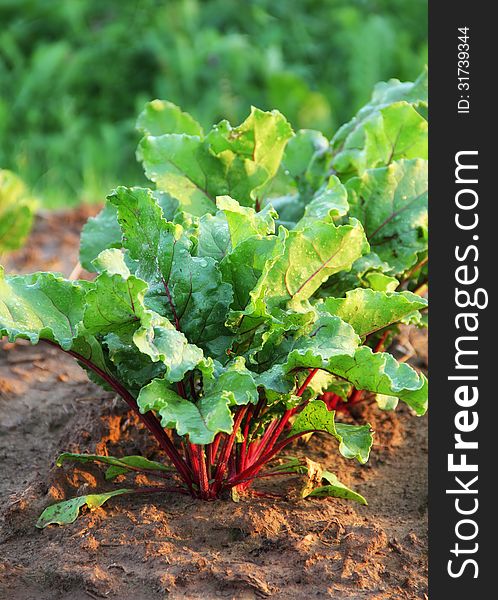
<box><xmin>217</xmin><ymin>196</ymin><xmax>277</xmax><ymax>248</ymax></box>
<box><xmin>138</xmin><ymin>379</ymin><xmax>233</xmax><ymax>445</ymax></box>
<box><xmin>319</xmin><ymin>252</ymin><xmax>393</xmax><ymax>299</ymax></box>
<box><xmin>206</xmin><ymin>107</ymin><xmax>293</xmax><ymax>204</ymax></box>
<box><xmin>55</xmin><ymin>452</ymin><xmax>172</xmax><ymax>480</ymax></box>
<box><xmin>139</xmin><ymin>107</ymin><xmax>293</xmax><ymax>215</ymax></box>
<box><xmin>332</xmin><ymin>102</ymin><xmax>427</xmax><ymax>178</ymax></box>
<box><xmin>83</xmin><ymin>265</ymin><xmax>148</xmax><ymax>336</ymax></box>
<box><xmin>258</xmin><ymin>315</ymin><xmax>427</xmax><ymax>415</ymax></box>
<box><xmin>104</xmin><ymin>329</ymin><xmax>166</xmax><ymax>390</ymax></box>
<box><xmin>139</xmin><ymin>134</ymin><xmax>225</xmax><ymax>216</ymax></box>
<box><xmin>346</xmin><ymin>159</ymin><xmax>428</xmax><ymax>276</ymax></box>
<box><xmin>282</xmin><ymin>129</ymin><xmax>331</xmax><ymax>193</ymax></box>
<box><xmin>79</xmin><ymin>191</ymin><xmax>179</xmax><ymax>272</ymax></box>
<box><xmin>0</xmin><ymin>268</ymin><xmax>85</xmax><ymax>350</ymax></box>
<box><xmin>242</xmin><ymin>219</ymin><xmax>368</xmax><ymax>318</ymax></box>
<box><xmin>204</xmin><ymin>356</ymin><xmax>259</xmax><ymax>406</ymax></box>
<box><xmin>294</xmin><ymin>176</ymin><xmax>349</xmax><ymax>229</ymax></box>
<box><xmin>137</xmin><ymin>99</ymin><xmax>204</xmax><ymax>137</ymax></box>
<box><xmin>133</xmin><ymin>315</ymin><xmax>205</xmax><ymax>383</ymax></box>
<box><xmin>325</xmin><ymin>346</ymin><xmax>428</xmax><ymax>415</ymax></box>
<box><xmin>305</xmin><ymin>471</ymin><xmax>367</xmax><ymax>505</ymax></box>
<box><xmin>79</xmin><ymin>203</ymin><xmax>122</xmax><ymax>272</ymax></box>
<box><xmin>290</xmin><ymin>400</ymin><xmax>373</xmax><ymax>464</ymax></box>
<box><xmin>195</xmin><ymin>211</ymin><xmax>232</xmax><ymax>261</ymax></box>
<box><xmin>108</xmin><ymin>186</ymin><xmax>233</xmax><ymax>355</ymax></box>
<box><xmin>321</xmin><ymin>288</ymin><xmax>428</xmax><ymax>338</ymax></box>
<box><xmin>36</xmin><ymin>489</ymin><xmax>133</xmax><ymax>528</ymax></box>
<box><xmin>331</xmin><ymin>69</ymin><xmax>427</xmax><ymax>178</ymax></box>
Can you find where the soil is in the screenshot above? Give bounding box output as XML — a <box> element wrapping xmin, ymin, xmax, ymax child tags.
<box><xmin>0</xmin><ymin>211</ymin><xmax>428</xmax><ymax>600</ymax></box>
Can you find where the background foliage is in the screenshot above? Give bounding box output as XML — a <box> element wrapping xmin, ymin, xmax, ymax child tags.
<box><xmin>0</xmin><ymin>0</ymin><xmax>427</xmax><ymax>207</ymax></box>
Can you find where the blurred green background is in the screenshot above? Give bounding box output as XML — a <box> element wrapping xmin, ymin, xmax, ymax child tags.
<box><xmin>0</xmin><ymin>0</ymin><xmax>427</xmax><ymax>208</ymax></box>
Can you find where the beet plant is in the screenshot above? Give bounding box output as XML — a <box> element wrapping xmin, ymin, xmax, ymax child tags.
<box><xmin>0</xmin><ymin>72</ymin><xmax>428</xmax><ymax>527</ymax></box>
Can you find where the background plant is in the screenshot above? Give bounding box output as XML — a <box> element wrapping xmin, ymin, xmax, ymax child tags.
<box><xmin>0</xmin><ymin>0</ymin><xmax>427</xmax><ymax>208</ymax></box>
<box><xmin>0</xmin><ymin>71</ymin><xmax>427</xmax><ymax>526</ymax></box>
<box><xmin>0</xmin><ymin>169</ymin><xmax>37</xmax><ymax>256</ymax></box>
